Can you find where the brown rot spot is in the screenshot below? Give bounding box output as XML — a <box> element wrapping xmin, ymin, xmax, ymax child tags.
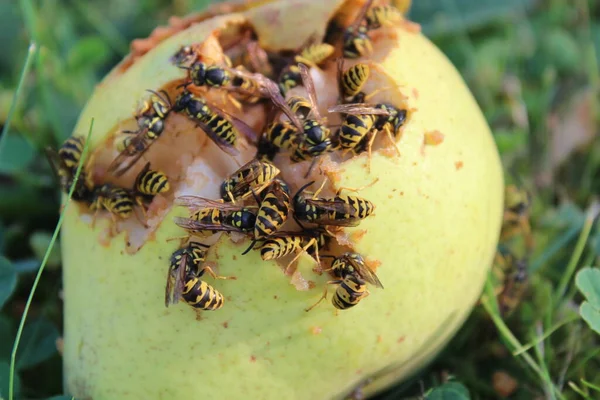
<box><xmin>455</xmin><ymin>161</ymin><xmax>464</xmax><ymax>170</ymax></box>
<box><xmin>423</xmin><ymin>130</ymin><xmax>445</xmax><ymax>146</ymax></box>
<box><xmin>311</xmin><ymin>326</ymin><xmax>323</xmax><ymax>335</ymax></box>
<box><xmin>250</xmin><ymin>355</ymin><xmax>257</xmax><ymax>362</ymax></box>
<box><xmin>223</xmin><ymin>321</ymin><xmax>229</xmax><ymax>328</ymax></box>
<box><xmin>397</xmin><ymin>336</ymin><xmax>405</xmax><ymax>343</ymax></box>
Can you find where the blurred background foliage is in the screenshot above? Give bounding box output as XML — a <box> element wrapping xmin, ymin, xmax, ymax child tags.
<box><xmin>0</xmin><ymin>0</ymin><xmax>599</xmax><ymax>399</ymax></box>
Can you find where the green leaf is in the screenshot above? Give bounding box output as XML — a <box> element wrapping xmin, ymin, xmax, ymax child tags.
<box><xmin>15</xmin><ymin>318</ymin><xmax>59</xmax><ymax>370</ymax></box>
<box><xmin>426</xmin><ymin>382</ymin><xmax>470</xmax><ymax>400</ymax></box>
<box><xmin>576</xmin><ymin>268</ymin><xmax>600</xmax><ymax>335</ymax></box>
<box><xmin>576</xmin><ymin>268</ymin><xmax>600</xmax><ymax>306</ymax></box>
<box><xmin>0</xmin><ymin>257</ymin><xmax>16</xmax><ymax>308</ymax></box>
<box><xmin>0</xmin><ymin>361</ymin><xmax>20</xmax><ymax>399</ymax></box>
<box><xmin>0</xmin><ymin>133</ymin><xmax>36</xmax><ymax>175</ymax></box>
<box><xmin>580</xmin><ymin>302</ymin><xmax>600</xmax><ymax>335</ymax></box>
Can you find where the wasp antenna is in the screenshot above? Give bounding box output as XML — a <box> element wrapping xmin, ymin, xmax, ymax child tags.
<box><xmin>294</xmin><ymin>181</ymin><xmax>315</xmax><ymax>198</ymax></box>
<box><xmin>241</xmin><ymin>239</ymin><xmax>257</xmax><ymax>256</ymax></box>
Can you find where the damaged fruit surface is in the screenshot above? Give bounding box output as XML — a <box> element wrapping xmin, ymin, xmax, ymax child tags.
<box><xmin>61</xmin><ymin>0</ymin><xmax>503</xmax><ymax>399</ymax></box>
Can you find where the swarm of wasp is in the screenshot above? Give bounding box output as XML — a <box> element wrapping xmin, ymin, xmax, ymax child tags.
<box><xmin>55</xmin><ymin>0</ymin><xmax>417</xmax><ymax>315</ymax></box>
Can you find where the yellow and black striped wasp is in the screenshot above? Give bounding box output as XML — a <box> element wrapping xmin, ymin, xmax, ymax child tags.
<box><xmin>306</xmin><ymin>252</ymin><xmax>383</xmax><ymax>311</ymax></box>
<box><xmin>131</xmin><ymin>162</ymin><xmax>170</xmax><ymax>216</ymax></box>
<box><xmin>268</xmin><ymin>64</ymin><xmax>334</xmax><ymax>170</ymax></box>
<box><xmin>293</xmin><ymin>179</ymin><xmax>376</xmax><ymax>228</ymax></box>
<box><xmin>45</xmin><ymin>136</ymin><xmax>94</xmax><ymax>202</ymax></box>
<box><xmin>364</xmin><ymin>3</ymin><xmax>403</xmax><ymax>30</ymax></box>
<box><xmin>220</xmin><ymin>158</ymin><xmax>281</xmax><ymax>202</ymax></box>
<box><xmin>165</xmin><ymin>242</ymin><xmax>232</xmax><ymax>315</ymax></box>
<box><xmin>342</xmin><ymin>0</ymin><xmax>375</xmax><ymax>59</ymax></box>
<box><xmin>90</xmin><ymin>183</ymin><xmax>135</xmax><ymax>231</ymax></box>
<box><xmin>173</xmin><ymin>89</ymin><xmax>260</xmax><ymax>156</ymax></box>
<box><xmin>107</xmin><ymin>90</ymin><xmax>172</xmax><ymax>177</ymax></box>
<box><xmin>328</xmin><ymin>101</ymin><xmax>407</xmax><ymax>169</ymax></box>
<box><xmin>241</xmin><ymin>178</ymin><xmax>291</xmax><ymax>254</ymax></box>
<box><xmin>174</xmin><ymin>196</ymin><xmax>258</xmax><ymax>236</ymax></box>
<box><xmin>174</xmin><ymin>45</ymin><xmax>284</xmax><ymax>107</ymax></box>
<box><xmin>278</xmin><ymin>42</ymin><xmax>334</xmax><ymax>95</ymax></box>
<box><xmin>258</xmin><ymin>228</ymin><xmax>332</xmax><ymax>274</ymax></box>
<box><xmin>338</xmin><ymin>59</ymin><xmax>371</xmax><ymax>103</ymax></box>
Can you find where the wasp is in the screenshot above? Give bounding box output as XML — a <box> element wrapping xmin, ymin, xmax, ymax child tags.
<box><xmin>495</xmin><ymin>249</ymin><xmax>529</xmax><ymax>317</ymax></box>
<box><xmin>328</xmin><ymin>102</ymin><xmax>407</xmax><ymax>169</ymax></box>
<box><xmin>253</xmin><ymin>179</ymin><xmax>291</xmax><ymax>240</ymax></box>
<box><xmin>170</xmin><ymin>45</ymin><xmax>201</xmax><ymax>67</ymax></box>
<box><xmin>259</xmin><ymin>228</ymin><xmax>331</xmax><ymax>273</ymax></box>
<box><xmin>45</xmin><ymin>136</ymin><xmax>94</xmax><ymax>202</ymax></box>
<box><xmin>176</xmin><ymin>48</ymin><xmax>282</xmax><ymax>107</ymax></box>
<box><xmin>90</xmin><ymin>184</ymin><xmax>135</xmax><ymax>230</ymax></box>
<box><xmin>287</xmin><ymin>96</ymin><xmax>313</xmax><ymax>120</ymax></box>
<box><xmin>173</xmin><ymin>89</ymin><xmax>260</xmax><ymax>156</ymax></box>
<box><xmin>264</xmin><ymin>120</ymin><xmax>298</xmax><ymax>152</ymax></box>
<box><xmin>220</xmin><ymin>158</ymin><xmax>281</xmax><ymax>202</ymax></box>
<box><xmin>278</xmin><ymin>43</ymin><xmax>334</xmax><ymax>94</ymax></box>
<box><xmin>342</xmin><ymin>0</ymin><xmax>375</xmax><ymax>59</ymax></box>
<box><xmin>108</xmin><ymin>90</ymin><xmax>172</xmax><ymax>177</ymax></box>
<box><xmin>306</xmin><ymin>252</ymin><xmax>383</xmax><ymax>311</ymax></box>
<box><xmin>293</xmin><ymin>179</ymin><xmax>376</xmax><ymax>228</ymax></box>
<box><xmin>165</xmin><ymin>242</ymin><xmax>232</xmax><ymax>315</ymax></box>
<box><xmin>132</xmin><ymin>162</ymin><xmax>170</xmax><ymax>214</ymax></box>
<box><xmin>336</xmin><ymin>58</ymin><xmax>389</xmax><ymax>104</ymax></box>
<box><xmin>365</xmin><ymin>5</ymin><xmax>403</xmax><ymax>30</ymax></box>
<box><xmin>285</xmin><ymin>64</ymin><xmax>334</xmax><ymax>167</ymax></box>
<box><xmin>165</xmin><ymin>241</ymin><xmax>210</xmax><ymax>306</ymax></box>
<box><xmin>241</xmin><ymin>179</ymin><xmax>291</xmax><ymax>254</ymax></box>
<box><xmin>501</xmin><ymin>185</ymin><xmax>533</xmax><ymax>251</ymax></box>
<box><xmin>233</xmin><ymin>38</ymin><xmax>274</xmax><ymax>77</ymax></box>
<box><xmin>174</xmin><ymin>196</ymin><xmax>258</xmax><ymax>236</ymax></box>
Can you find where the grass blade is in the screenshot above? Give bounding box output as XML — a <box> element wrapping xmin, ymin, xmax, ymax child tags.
<box><xmin>0</xmin><ymin>42</ymin><xmax>37</xmax><ymax>157</ymax></box>
<box><xmin>8</xmin><ymin>118</ymin><xmax>95</xmax><ymax>400</ymax></box>
<box><xmin>554</xmin><ymin>203</ymin><xmax>600</xmax><ymax>301</ymax></box>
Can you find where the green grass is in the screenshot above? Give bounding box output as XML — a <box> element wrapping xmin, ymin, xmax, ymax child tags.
<box><xmin>0</xmin><ymin>0</ymin><xmax>599</xmax><ymax>399</ymax></box>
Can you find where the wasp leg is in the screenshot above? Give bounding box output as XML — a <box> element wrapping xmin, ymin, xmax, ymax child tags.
<box><xmin>305</xmin><ymin>285</ymin><xmax>329</xmax><ymax>312</ymax></box>
<box><xmin>383</xmin><ymin>125</ymin><xmax>401</xmax><ymax>156</ymax></box>
<box><xmin>312</xmin><ymin>178</ymin><xmax>329</xmax><ymax>199</ymax></box>
<box><xmin>305</xmin><ymin>280</ymin><xmax>342</xmax><ymax>312</ymax></box>
<box><xmin>284</xmin><ymin>238</ymin><xmax>317</xmax><ymax>275</ymax></box>
<box><xmin>336</xmin><ymin>177</ymin><xmax>379</xmax><ymax>195</ymax></box>
<box><xmin>134</xmin><ymin>196</ymin><xmax>150</xmax><ymax>228</ymax></box>
<box><xmin>194</xmin><ymin>309</ymin><xmax>203</xmax><ymax>321</ymax></box>
<box><xmin>198</xmin><ymin>266</ymin><xmax>236</xmax><ymax>280</ymax></box>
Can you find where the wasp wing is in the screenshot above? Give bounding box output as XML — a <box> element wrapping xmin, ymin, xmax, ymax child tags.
<box><xmin>175</xmin><ymin>195</ymin><xmax>254</xmax><ymax>211</ymax></box>
<box><xmin>174</xmin><ymin>217</ymin><xmax>247</xmax><ymax>233</ymax></box>
<box><xmin>298</xmin><ymin>63</ymin><xmax>322</xmax><ymax>121</ymax></box>
<box><xmin>346</xmin><ymin>255</ymin><xmax>384</xmax><ymax>289</ymax></box>
<box><xmin>264</xmin><ymin>80</ymin><xmax>304</xmax><ymax>132</ymax></box>
<box><xmin>193</xmin><ymin>118</ymin><xmax>240</xmax><ymax>156</ymax></box>
<box><xmin>107</xmin><ymin>129</ymin><xmax>153</xmax><ymax>177</ymax></box>
<box><xmin>328</xmin><ymin>103</ymin><xmax>390</xmax><ymax>115</ymax></box>
<box><xmin>302</xmin><ymin>197</ymin><xmax>362</xmax><ymax>227</ymax></box>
